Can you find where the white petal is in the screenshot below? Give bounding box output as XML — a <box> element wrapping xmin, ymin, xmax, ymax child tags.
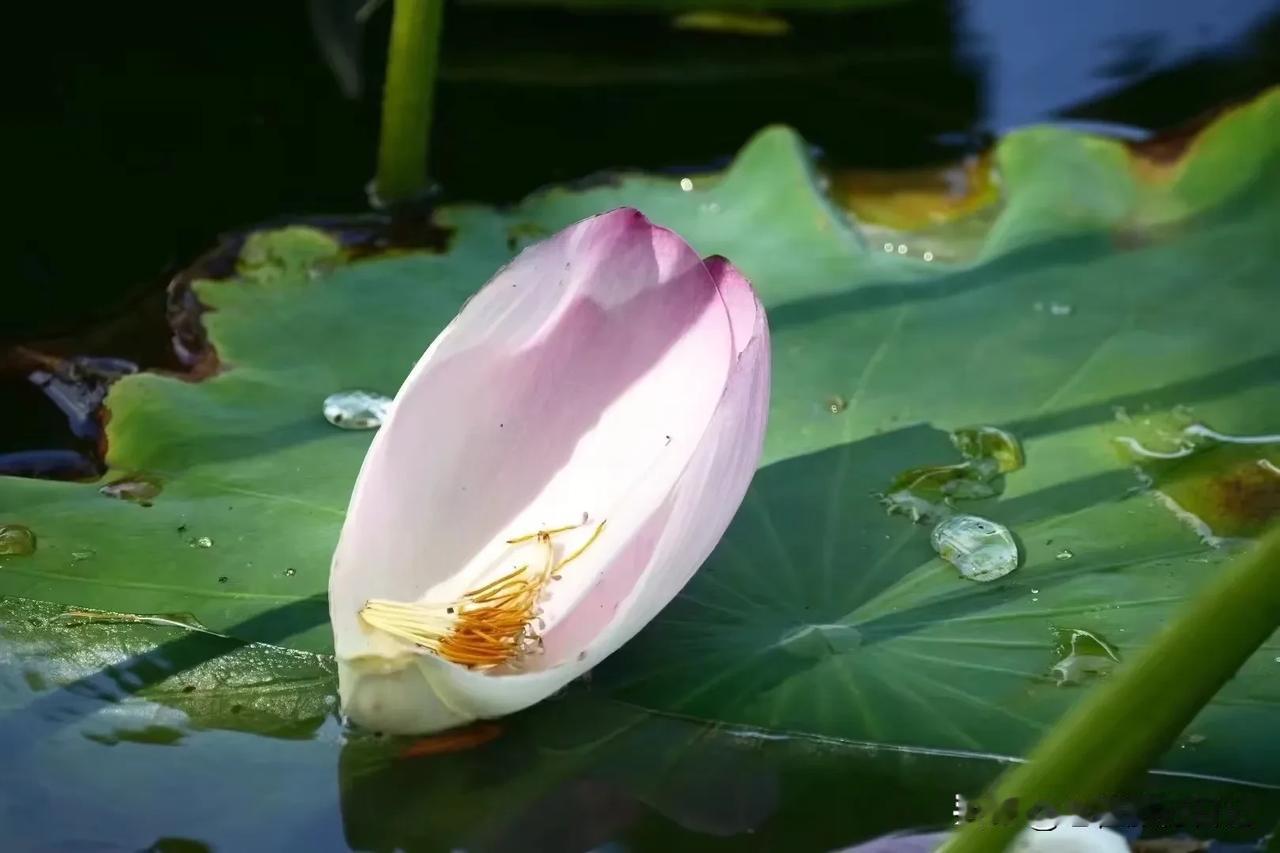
<box><xmin>330</xmin><ymin>215</ymin><xmax>775</xmax><ymax>733</ymax></box>
<box><xmin>339</xmin><ymin>259</ymin><xmax>770</xmax><ymax>732</ymax></box>
<box><xmin>331</xmin><ymin>209</ymin><xmax>734</xmax><ymax>661</ymax></box>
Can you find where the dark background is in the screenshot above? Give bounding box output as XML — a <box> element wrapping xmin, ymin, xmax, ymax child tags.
<box><xmin>4</xmin><ymin>0</ymin><xmax>1279</xmax><ymax>346</ymax></box>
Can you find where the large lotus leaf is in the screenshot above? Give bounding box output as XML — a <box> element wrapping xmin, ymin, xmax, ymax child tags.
<box><xmin>514</xmin><ymin>95</ymin><xmax>1280</xmax><ymax>785</ymax></box>
<box><xmin>3</xmin><ymin>88</ymin><xmax>1279</xmax><ymax>796</ymax></box>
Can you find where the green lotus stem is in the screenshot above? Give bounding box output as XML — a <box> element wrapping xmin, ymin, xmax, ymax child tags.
<box><xmin>943</xmin><ymin>524</ymin><xmax>1280</xmax><ymax>853</ymax></box>
<box><xmin>374</xmin><ymin>0</ymin><xmax>444</xmax><ymax>206</ymax></box>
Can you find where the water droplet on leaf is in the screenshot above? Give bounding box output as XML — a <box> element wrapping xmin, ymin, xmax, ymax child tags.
<box><xmin>1035</xmin><ymin>300</ymin><xmax>1073</xmax><ymax>316</ymax></box>
<box><xmin>882</xmin><ymin>426</ymin><xmax>1023</xmax><ymax>524</ymax></box>
<box><xmin>951</xmin><ymin>425</ymin><xmax>1025</xmax><ymax>473</ymax></box>
<box><xmin>779</xmin><ymin>623</ymin><xmax>862</xmax><ymax>660</ymax></box>
<box><xmin>1184</xmin><ymin>423</ymin><xmax>1280</xmax><ymax>446</ymax></box>
<box><xmin>1051</xmin><ymin>627</ymin><xmax>1119</xmax><ymax>686</ymax></box>
<box><xmin>930</xmin><ymin>514</ymin><xmax>1019</xmax><ymax>582</ymax></box>
<box><xmin>942</xmin><ymin>477</ymin><xmax>1000</xmax><ymax>500</ymax></box>
<box><xmin>0</xmin><ymin>524</ymin><xmax>36</xmax><ymax>556</ymax></box>
<box><xmin>323</xmin><ymin>390</ymin><xmax>393</xmax><ymax>430</ymax></box>
<box><xmin>1114</xmin><ymin>436</ymin><xmax>1198</xmax><ymax>460</ymax></box>
<box><xmin>882</xmin><ymin>489</ymin><xmax>949</xmax><ymax>524</ymax></box>
<box><xmin>1112</xmin><ymin>407</ymin><xmax>1205</xmax><ymax>462</ymax></box>
<box><xmin>99</xmin><ymin>475</ymin><xmax>162</xmax><ymax>506</ymax></box>
<box><xmin>284</xmin><ymin>567</ymin><xmax>296</xmax><ymax>577</ymax></box>
<box><xmin>881</xmin><ymin>462</ymin><xmax>985</xmax><ymax>522</ymax></box>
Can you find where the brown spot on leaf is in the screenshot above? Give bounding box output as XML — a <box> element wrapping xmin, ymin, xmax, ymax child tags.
<box><xmin>1152</xmin><ymin>444</ymin><xmax>1280</xmax><ymax>540</ymax></box>
<box><xmin>828</xmin><ymin>153</ymin><xmax>999</xmax><ymax>231</ymax></box>
<box><xmin>1109</xmin><ymin>219</ymin><xmax>1186</xmax><ymax>253</ymax></box>
<box><xmin>1207</xmin><ymin>460</ymin><xmax>1280</xmax><ymax>531</ymax></box>
<box><xmin>4</xmin><ymin>210</ymin><xmax>455</xmax><ymax>482</ymax></box>
<box><xmin>1128</xmin><ymin>94</ymin><xmax>1258</xmax><ymax>183</ymax></box>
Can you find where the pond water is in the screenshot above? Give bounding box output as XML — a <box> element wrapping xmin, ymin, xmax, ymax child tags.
<box><xmin>3</xmin><ymin>1</ymin><xmax>1280</xmax><ymax>850</ymax></box>
<box><xmin>2</xmin><ymin>626</ymin><xmax>1277</xmax><ymax>851</ymax></box>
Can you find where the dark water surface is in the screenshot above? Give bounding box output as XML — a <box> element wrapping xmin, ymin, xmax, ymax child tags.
<box><xmin>5</xmin><ymin>0</ymin><xmax>1279</xmax><ymax>345</ymax></box>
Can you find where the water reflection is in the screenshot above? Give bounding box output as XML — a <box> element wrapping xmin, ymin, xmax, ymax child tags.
<box><xmin>8</xmin><ymin>0</ymin><xmax>1280</xmax><ymax>354</ymax></box>
<box><xmin>959</xmin><ymin>0</ymin><xmax>1279</xmax><ymax>133</ymax></box>
<box><xmin>338</xmin><ymin>697</ymin><xmax>935</xmax><ymax>852</ymax></box>
<box><xmin>4</xmin><ymin>586</ymin><xmax>1279</xmax><ymax>850</ymax></box>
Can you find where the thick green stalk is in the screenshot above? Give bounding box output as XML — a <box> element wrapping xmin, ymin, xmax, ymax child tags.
<box><xmin>943</xmin><ymin>525</ymin><xmax>1280</xmax><ymax>853</ymax></box>
<box><xmin>374</xmin><ymin>0</ymin><xmax>443</xmax><ymax>206</ymax></box>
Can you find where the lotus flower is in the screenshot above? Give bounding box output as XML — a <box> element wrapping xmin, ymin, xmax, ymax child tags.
<box><xmin>329</xmin><ymin>208</ymin><xmax>771</xmax><ymax>734</ymax></box>
<box><xmin>836</xmin><ymin>817</ymin><xmax>1131</xmax><ymax>852</ymax></box>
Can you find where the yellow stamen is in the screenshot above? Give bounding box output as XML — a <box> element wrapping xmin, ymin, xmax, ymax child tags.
<box><xmin>359</xmin><ymin>519</ymin><xmax>606</xmax><ymax>669</ymax></box>
<box><xmin>558</xmin><ymin>519</ymin><xmax>607</xmax><ymax>571</ymax></box>
<box><xmin>505</xmin><ymin>523</ymin><xmax>580</xmax><ymax>545</ymax></box>
<box><xmin>466</xmin><ymin>564</ymin><xmax>530</xmax><ymax>597</ymax></box>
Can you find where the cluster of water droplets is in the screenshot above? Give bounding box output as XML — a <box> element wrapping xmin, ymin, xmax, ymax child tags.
<box><xmin>875</xmin><ymin>425</ymin><xmax>1026</xmax><ymax>582</ymax></box>
<box><xmin>881</xmin><ymin>241</ymin><xmax>935</xmax><ymax>263</ymax></box>
<box><xmin>1033</xmin><ymin>300</ymin><xmax>1074</xmax><ymax>316</ymax></box>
